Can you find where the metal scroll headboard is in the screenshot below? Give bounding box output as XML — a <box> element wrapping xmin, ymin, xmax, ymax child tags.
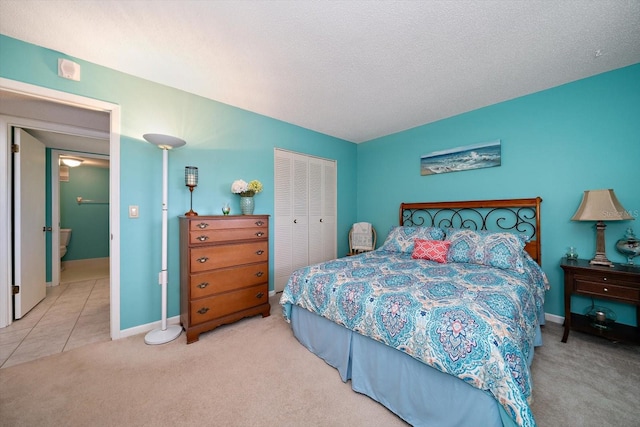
<box><xmin>399</xmin><ymin>197</ymin><xmax>542</xmax><ymax>265</ymax></box>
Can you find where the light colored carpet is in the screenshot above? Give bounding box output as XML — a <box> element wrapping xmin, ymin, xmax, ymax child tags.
<box><xmin>1</xmin><ymin>296</ymin><xmax>638</xmax><ymax>427</ymax></box>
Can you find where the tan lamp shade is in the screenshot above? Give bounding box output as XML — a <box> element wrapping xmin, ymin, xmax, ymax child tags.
<box><xmin>571</xmin><ymin>189</ymin><xmax>633</xmax><ymax>221</ymax></box>
<box><xmin>571</xmin><ymin>189</ymin><xmax>634</xmax><ymax>266</ymax></box>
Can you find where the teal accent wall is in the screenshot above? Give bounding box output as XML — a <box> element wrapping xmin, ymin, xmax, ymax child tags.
<box><xmin>0</xmin><ymin>35</ymin><xmax>357</xmax><ymax>330</ymax></box>
<box><xmin>357</xmin><ymin>63</ymin><xmax>640</xmax><ymax>326</ymax></box>
<box><xmin>59</xmin><ymin>164</ymin><xmax>110</xmax><ymax>261</ymax></box>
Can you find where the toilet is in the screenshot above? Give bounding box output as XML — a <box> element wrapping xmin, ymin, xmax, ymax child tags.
<box><xmin>60</xmin><ymin>228</ymin><xmax>72</xmax><ymax>259</ymax></box>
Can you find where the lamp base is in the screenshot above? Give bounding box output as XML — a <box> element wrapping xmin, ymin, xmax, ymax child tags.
<box><xmin>589</xmin><ymin>252</ymin><xmax>614</xmax><ymax>267</ymax></box>
<box><xmin>185</xmin><ymin>210</ymin><xmax>198</xmax><ymax>216</ymax></box>
<box><xmin>144</xmin><ymin>325</ymin><xmax>182</xmax><ymax>345</ymax></box>
<box><xmin>590</xmin><ymin>221</ymin><xmax>614</xmax><ymax>267</ymax></box>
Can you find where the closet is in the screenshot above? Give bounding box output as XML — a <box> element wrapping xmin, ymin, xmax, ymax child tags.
<box><xmin>274</xmin><ymin>149</ymin><xmax>337</xmax><ymax>292</ymax></box>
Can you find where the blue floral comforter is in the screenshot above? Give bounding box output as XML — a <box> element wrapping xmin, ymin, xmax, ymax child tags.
<box><xmin>280</xmin><ymin>249</ymin><xmax>548</xmax><ymax>427</ymax></box>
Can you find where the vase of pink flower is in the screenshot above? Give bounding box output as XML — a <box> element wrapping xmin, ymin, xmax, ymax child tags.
<box><xmin>231</xmin><ymin>179</ymin><xmax>263</xmax><ymax>215</ymax></box>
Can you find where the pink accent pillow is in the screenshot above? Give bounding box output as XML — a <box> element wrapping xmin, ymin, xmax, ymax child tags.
<box><xmin>411</xmin><ymin>239</ymin><xmax>451</xmax><ymax>263</ymax></box>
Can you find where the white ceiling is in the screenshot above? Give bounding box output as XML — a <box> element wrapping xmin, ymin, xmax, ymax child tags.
<box><xmin>1</xmin><ymin>1</ymin><xmax>639</xmax><ymax>143</ymax></box>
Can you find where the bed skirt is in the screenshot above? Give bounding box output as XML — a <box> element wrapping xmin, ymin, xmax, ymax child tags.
<box><xmin>290</xmin><ymin>304</ymin><xmax>524</xmax><ymax>427</ymax></box>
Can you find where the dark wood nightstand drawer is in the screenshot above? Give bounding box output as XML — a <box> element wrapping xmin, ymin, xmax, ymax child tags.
<box><xmin>574</xmin><ymin>278</ymin><xmax>640</xmax><ymax>303</ymax></box>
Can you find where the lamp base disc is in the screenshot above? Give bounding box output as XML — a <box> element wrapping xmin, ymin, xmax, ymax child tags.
<box><xmin>589</xmin><ymin>257</ymin><xmax>614</xmax><ymax>267</ymax></box>
<box><xmin>144</xmin><ymin>325</ymin><xmax>182</xmax><ymax>345</ymax></box>
<box><xmin>185</xmin><ymin>210</ymin><xmax>198</xmax><ymax>216</ymax></box>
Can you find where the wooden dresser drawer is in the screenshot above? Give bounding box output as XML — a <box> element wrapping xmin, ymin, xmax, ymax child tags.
<box><xmin>575</xmin><ymin>278</ymin><xmax>640</xmax><ymax>303</ymax></box>
<box><xmin>189</xmin><ymin>284</ymin><xmax>269</xmax><ymax>325</ymax></box>
<box><xmin>189</xmin><ymin>217</ymin><xmax>267</xmax><ymax>231</ymax></box>
<box><xmin>189</xmin><ymin>227</ymin><xmax>268</xmax><ymax>245</ymax></box>
<box><xmin>189</xmin><ymin>262</ymin><xmax>268</xmax><ymax>298</ymax></box>
<box><xmin>190</xmin><ymin>241</ymin><xmax>268</xmax><ymax>272</ymax></box>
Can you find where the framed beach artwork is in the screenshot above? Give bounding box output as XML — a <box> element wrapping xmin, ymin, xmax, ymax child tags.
<box><xmin>420</xmin><ymin>140</ymin><xmax>502</xmax><ymax>176</ymax></box>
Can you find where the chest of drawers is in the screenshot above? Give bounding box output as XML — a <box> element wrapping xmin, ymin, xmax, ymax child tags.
<box><xmin>179</xmin><ymin>215</ymin><xmax>270</xmax><ymax>343</ymax></box>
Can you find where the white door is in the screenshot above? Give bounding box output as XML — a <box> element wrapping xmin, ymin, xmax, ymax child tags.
<box><xmin>309</xmin><ymin>157</ymin><xmax>337</xmax><ymax>263</ymax></box>
<box><xmin>13</xmin><ymin>128</ymin><xmax>46</xmax><ymax>318</ymax></box>
<box><xmin>274</xmin><ymin>151</ymin><xmax>293</xmax><ymax>292</ymax></box>
<box><xmin>274</xmin><ymin>149</ymin><xmax>310</xmax><ymax>292</ymax></box>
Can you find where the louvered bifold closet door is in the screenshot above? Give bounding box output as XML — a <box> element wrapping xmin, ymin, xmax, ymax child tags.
<box><xmin>308</xmin><ymin>157</ymin><xmax>337</xmax><ymax>265</ymax></box>
<box><xmin>274</xmin><ymin>150</ymin><xmax>294</xmax><ymax>292</ymax></box>
<box><xmin>274</xmin><ymin>148</ymin><xmax>336</xmax><ymax>293</ymax></box>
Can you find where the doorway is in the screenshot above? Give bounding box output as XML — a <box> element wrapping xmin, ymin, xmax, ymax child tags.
<box><xmin>0</xmin><ymin>78</ymin><xmax>121</xmax><ymax>342</ymax></box>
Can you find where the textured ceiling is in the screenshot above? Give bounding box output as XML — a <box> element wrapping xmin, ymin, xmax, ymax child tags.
<box><xmin>1</xmin><ymin>0</ymin><xmax>639</xmax><ymax>143</ymax></box>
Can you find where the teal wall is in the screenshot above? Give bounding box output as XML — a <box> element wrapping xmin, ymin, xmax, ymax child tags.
<box><xmin>0</xmin><ymin>35</ymin><xmax>357</xmax><ymax>330</ymax></box>
<box><xmin>59</xmin><ymin>164</ymin><xmax>110</xmax><ymax>261</ymax></box>
<box><xmin>357</xmin><ymin>63</ymin><xmax>640</xmax><ymax>326</ymax></box>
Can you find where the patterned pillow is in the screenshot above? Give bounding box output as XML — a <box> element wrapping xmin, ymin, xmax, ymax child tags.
<box><xmin>445</xmin><ymin>228</ymin><xmax>527</xmax><ymax>273</ymax></box>
<box><xmin>412</xmin><ymin>239</ymin><xmax>451</xmax><ymax>263</ymax></box>
<box><xmin>380</xmin><ymin>226</ymin><xmax>446</xmax><ymax>253</ymax></box>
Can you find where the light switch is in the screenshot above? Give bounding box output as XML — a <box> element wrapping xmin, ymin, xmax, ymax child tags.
<box><xmin>129</xmin><ymin>205</ymin><xmax>139</xmax><ymax>218</ymax></box>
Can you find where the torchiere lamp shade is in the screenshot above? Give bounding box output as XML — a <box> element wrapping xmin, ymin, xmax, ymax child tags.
<box><xmin>572</xmin><ymin>189</ymin><xmax>634</xmax><ymax>267</ymax></box>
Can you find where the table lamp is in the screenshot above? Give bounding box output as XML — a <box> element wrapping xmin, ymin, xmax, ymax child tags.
<box><xmin>571</xmin><ymin>189</ymin><xmax>634</xmax><ymax>267</ymax></box>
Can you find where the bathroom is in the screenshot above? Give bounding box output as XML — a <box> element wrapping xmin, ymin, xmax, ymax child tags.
<box><xmin>55</xmin><ymin>151</ymin><xmax>110</xmax><ymax>283</ymax></box>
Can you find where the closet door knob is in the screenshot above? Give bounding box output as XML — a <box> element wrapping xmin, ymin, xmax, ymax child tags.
<box><xmin>320</xmin><ymin>218</ymin><xmax>323</xmax><ymax>223</ymax></box>
<box><xmin>294</xmin><ymin>219</ymin><xmax>297</xmax><ymax>224</ymax></box>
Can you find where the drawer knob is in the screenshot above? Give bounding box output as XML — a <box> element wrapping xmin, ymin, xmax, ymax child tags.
<box><xmin>256</xmin><ymin>250</ymin><xmax>264</xmax><ymax>255</ymax></box>
<box><xmin>256</xmin><ymin>292</ymin><xmax>264</xmax><ymax>299</ymax></box>
<box><xmin>197</xmin><ymin>222</ymin><xmax>209</xmax><ymax>229</ymax></box>
<box><xmin>256</xmin><ymin>271</ymin><xmax>264</xmax><ymax>277</ymax></box>
<box><xmin>603</xmin><ymin>277</ymin><xmax>607</xmax><ymax>281</ymax></box>
<box><xmin>255</xmin><ymin>220</ymin><xmax>264</xmax><ymax>226</ymax></box>
<box><xmin>603</xmin><ymin>287</ymin><xmax>608</xmax><ymax>292</ymax></box>
<box><xmin>197</xmin><ymin>282</ymin><xmax>209</xmax><ymax>289</ymax></box>
<box><xmin>197</xmin><ymin>256</ymin><xmax>209</xmax><ymax>263</ymax></box>
<box><xmin>255</xmin><ymin>232</ymin><xmax>264</xmax><ymax>237</ymax></box>
<box><xmin>197</xmin><ymin>307</ymin><xmax>210</xmax><ymax>315</ymax></box>
<box><xmin>197</xmin><ymin>235</ymin><xmax>209</xmax><ymax>241</ymax></box>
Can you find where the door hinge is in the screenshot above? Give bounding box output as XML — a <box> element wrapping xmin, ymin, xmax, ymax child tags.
<box><xmin>12</xmin><ymin>285</ymin><xmax>20</xmax><ymax>295</ymax></box>
<box><xmin>12</xmin><ymin>144</ymin><xmax>19</xmax><ymax>153</ymax></box>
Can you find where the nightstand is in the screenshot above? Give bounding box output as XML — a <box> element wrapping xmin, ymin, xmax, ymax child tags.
<box><xmin>560</xmin><ymin>258</ymin><xmax>640</xmax><ymax>344</ymax></box>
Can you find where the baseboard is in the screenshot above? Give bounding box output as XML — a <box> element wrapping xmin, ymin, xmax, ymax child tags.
<box><xmin>545</xmin><ymin>313</ymin><xmax>564</xmax><ymax>324</ymax></box>
<box><xmin>269</xmin><ymin>290</ymin><xmax>276</xmax><ymax>297</ymax></box>
<box><xmin>62</xmin><ymin>257</ymin><xmax>109</xmax><ymax>269</ymax></box>
<box><xmin>118</xmin><ymin>315</ymin><xmax>182</xmax><ymax>339</ymax></box>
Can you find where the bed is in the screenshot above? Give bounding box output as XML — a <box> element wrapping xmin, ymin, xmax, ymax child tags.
<box><xmin>280</xmin><ymin>198</ymin><xmax>547</xmax><ymax>427</ymax></box>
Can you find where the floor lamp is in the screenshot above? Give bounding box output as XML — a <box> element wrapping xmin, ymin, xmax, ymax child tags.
<box><xmin>143</xmin><ymin>133</ymin><xmax>186</xmax><ymax>345</ymax></box>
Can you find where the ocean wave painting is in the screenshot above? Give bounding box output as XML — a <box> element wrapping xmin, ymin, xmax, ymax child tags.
<box><xmin>421</xmin><ymin>140</ymin><xmax>501</xmax><ymax>176</ymax></box>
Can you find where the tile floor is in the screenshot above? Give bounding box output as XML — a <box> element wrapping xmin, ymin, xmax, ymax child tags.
<box><xmin>0</xmin><ymin>258</ymin><xmax>110</xmax><ymax>369</ymax></box>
